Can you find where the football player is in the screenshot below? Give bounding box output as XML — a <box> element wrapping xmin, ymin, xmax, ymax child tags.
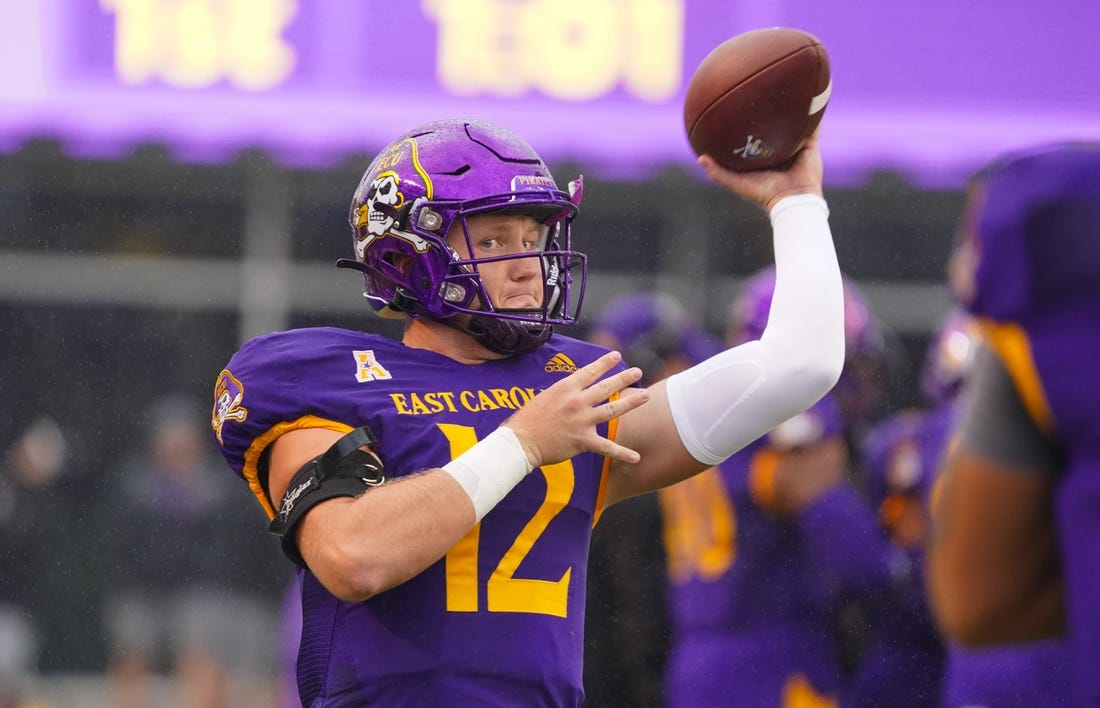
<box><xmin>659</xmin><ymin>267</ymin><xmax>898</xmax><ymax>708</ymax></box>
<box><xmin>864</xmin><ymin>310</ymin><xmax>1071</xmax><ymax>707</ymax></box>
<box><xmin>927</xmin><ymin>143</ymin><xmax>1099</xmax><ymax>706</ymax></box>
<box><xmin>212</xmin><ymin>119</ymin><xmax>844</xmax><ymax>706</ymax></box>
<box><xmin>851</xmin><ymin>312</ymin><xmax>967</xmax><ymax>707</ymax></box>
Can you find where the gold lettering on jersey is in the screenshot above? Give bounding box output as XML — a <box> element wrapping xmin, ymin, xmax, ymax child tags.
<box><xmin>457</xmin><ymin>390</ymin><xmax>480</xmax><ymax>412</ymax></box>
<box><xmin>473</xmin><ymin>390</ymin><xmax>500</xmax><ymax>411</ymax></box>
<box><xmin>390</xmin><ymin>387</ymin><xmax>537</xmax><ymax>415</ymax></box>
<box><xmin>389</xmin><ymin>391</ymin><xmax>459</xmax><ymax>416</ymax></box>
<box><xmin>354</xmin><ymin>350</ymin><xmax>393</xmax><ymax>382</ymax></box>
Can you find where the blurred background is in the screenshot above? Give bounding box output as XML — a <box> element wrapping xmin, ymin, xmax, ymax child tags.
<box><xmin>1</xmin><ymin>0</ymin><xmax>1098</xmax><ymax>706</ymax></box>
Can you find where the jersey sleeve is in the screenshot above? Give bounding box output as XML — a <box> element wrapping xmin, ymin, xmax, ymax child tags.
<box><xmin>211</xmin><ymin>331</ymin><xmax>353</xmax><ymax>518</ymax></box>
<box><xmin>955</xmin><ymin>345</ymin><xmax>1060</xmax><ymax>472</ymax></box>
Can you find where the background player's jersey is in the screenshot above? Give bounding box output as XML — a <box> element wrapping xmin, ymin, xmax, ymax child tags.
<box><xmin>862</xmin><ymin>403</ymin><xmax>1071</xmax><ymax>707</ymax></box>
<box><xmin>213</xmin><ymin>327</ymin><xmax>619</xmax><ymax>707</ymax></box>
<box><xmin>961</xmin><ymin>144</ymin><xmax>1100</xmax><ymax>706</ymax></box>
<box><xmin>854</xmin><ymin>405</ymin><xmax>949</xmax><ymax>707</ymax></box>
<box><xmin>658</xmin><ymin>395</ymin><xmax>862</xmax><ymax>708</ymax></box>
<box><xmin>961</xmin><ymin>143</ymin><xmax>1100</xmax><ymax>457</ymax></box>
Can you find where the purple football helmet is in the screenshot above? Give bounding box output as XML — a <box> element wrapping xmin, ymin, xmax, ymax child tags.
<box><xmin>336</xmin><ymin>119</ymin><xmax>586</xmax><ymax>355</ymax></box>
<box><xmin>919</xmin><ymin>308</ymin><xmax>979</xmax><ymax>405</ymax></box>
<box><xmin>953</xmin><ymin>141</ymin><xmax>1100</xmax><ymax>321</ymax></box>
<box><xmin>728</xmin><ymin>267</ymin><xmax>888</xmax><ymax>428</ymax></box>
<box><xmin>728</xmin><ymin>266</ymin><xmax>885</xmax><ymax>354</ymax></box>
<box><xmin>588</xmin><ymin>292</ymin><xmax>721</xmax><ymax>382</ymax></box>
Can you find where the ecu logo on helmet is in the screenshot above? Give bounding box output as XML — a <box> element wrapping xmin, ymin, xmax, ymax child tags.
<box><xmin>353</xmin><ymin>171</ymin><xmax>406</xmax><ymax>260</ymax></box>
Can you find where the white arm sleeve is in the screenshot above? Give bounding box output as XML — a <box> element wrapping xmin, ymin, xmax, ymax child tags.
<box><xmin>665</xmin><ymin>194</ymin><xmax>845</xmax><ymax>465</ymax></box>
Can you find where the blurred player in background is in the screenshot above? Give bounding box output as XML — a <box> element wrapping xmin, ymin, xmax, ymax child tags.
<box><xmin>852</xmin><ymin>312</ymin><xmax>972</xmax><ymax>707</ymax></box>
<box><xmin>211</xmin><ymin>118</ymin><xmax>845</xmax><ymax>706</ymax></box>
<box><xmin>729</xmin><ymin>267</ymin><xmax>895</xmax><ymax>454</ymax></box>
<box><xmin>823</xmin><ymin>275</ymin><xmax>891</xmax><ymax>451</ymax></box>
<box><xmin>659</xmin><ymin>268</ymin><xmax>901</xmax><ymax>708</ymax></box>
<box><xmin>927</xmin><ymin>142</ymin><xmax>1100</xmax><ymax>706</ymax></box>
<box><xmin>582</xmin><ymin>292</ymin><xmax>721</xmax><ymax>708</ymax></box>
<box><xmin>928</xmin><ymin>314</ymin><xmax>1069</xmax><ymax>707</ymax></box>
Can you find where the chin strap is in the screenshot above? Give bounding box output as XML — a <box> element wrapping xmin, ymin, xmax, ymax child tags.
<box><xmin>466</xmin><ymin>314</ymin><xmax>552</xmax><ymax>356</ymax></box>
<box><xmin>431</xmin><ymin>312</ymin><xmax>551</xmax><ymax>356</ymax></box>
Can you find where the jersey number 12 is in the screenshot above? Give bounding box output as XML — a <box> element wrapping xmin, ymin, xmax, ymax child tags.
<box><xmin>438</xmin><ymin>423</ymin><xmax>575</xmax><ymax>618</ymax></box>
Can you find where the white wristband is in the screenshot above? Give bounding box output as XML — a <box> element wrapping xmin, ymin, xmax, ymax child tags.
<box><xmin>441</xmin><ymin>427</ymin><xmax>534</xmax><ymax>522</ymax></box>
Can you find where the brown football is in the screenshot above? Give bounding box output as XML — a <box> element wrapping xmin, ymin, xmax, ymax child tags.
<box><xmin>684</xmin><ymin>27</ymin><xmax>831</xmax><ymax>171</ymax></box>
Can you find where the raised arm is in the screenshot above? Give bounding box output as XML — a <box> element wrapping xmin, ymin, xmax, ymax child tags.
<box><xmin>603</xmin><ymin>130</ymin><xmax>846</xmax><ymax>503</ymax></box>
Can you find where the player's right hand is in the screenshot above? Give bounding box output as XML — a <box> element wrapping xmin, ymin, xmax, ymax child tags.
<box><xmin>503</xmin><ymin>350</ymin><xmax>650</xmax><ymax>469</ymax></box>
<box><xmin>699</xmin><ymin>127</ymin><xmax>824</xmax><ymax>212</ymax></box>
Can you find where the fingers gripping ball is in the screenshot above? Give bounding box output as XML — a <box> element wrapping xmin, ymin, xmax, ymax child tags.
<box><xmin>684</xmin><ymin>27</ymin><xmax>831</xmax><ymax>171</ymax></box>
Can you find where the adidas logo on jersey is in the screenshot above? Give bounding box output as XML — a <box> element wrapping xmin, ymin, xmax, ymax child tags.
<box><xmin>544</xmin><ymin>353</ymin><xmax>577</xmax><ymax>373</ymax></box>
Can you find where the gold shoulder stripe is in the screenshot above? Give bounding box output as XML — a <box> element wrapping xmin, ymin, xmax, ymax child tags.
<box><xmin>977</xmin><ymin>318</ymin><xmax>1056</xmax><ymax>434</ymax></box>
<box><xmin>243</xmin><ymin>416</ymin><xmax>356</xmax><ymax>519</ymax></box>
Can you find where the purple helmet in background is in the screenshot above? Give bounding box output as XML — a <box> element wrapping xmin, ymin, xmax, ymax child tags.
<box><xmin>588</xmin><ymin>292</ymin><xmax>721</xmax><ymax>384</ymax></box>
<box><xmin>919</xmin><ymin>308</ymin><xmax>979</xmax><ymax>405</ymax></box>
<box><xmin>728</xmin><ymin>267</ymin><xmax>889</xmax><ymax>429</ymax></box>
<box><xmin>727</xmin><ymin>266</ymin><xmax>885</xmax><ymax>354</ymax></box>
<box><xmin>951</xmin><ymin>141</ymin><xmax>1100</xmax><ymax>322</ymax></box>
<box><xmin>337</xmin><ymin>119</ymin><xmax>586</xmax><ymax>355</ymax></box>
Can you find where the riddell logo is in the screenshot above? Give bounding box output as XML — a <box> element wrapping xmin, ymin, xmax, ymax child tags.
<box><xmin>544</xmin><ymin>353</ymin><xmax>577</xmax><ymax>373</ymax></box>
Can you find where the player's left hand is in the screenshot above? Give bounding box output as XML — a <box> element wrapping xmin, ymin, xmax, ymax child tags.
<box><xmin>503</xmin><ymin>350</ymin><xmax>650</xmax><ymax>469</ymax></box>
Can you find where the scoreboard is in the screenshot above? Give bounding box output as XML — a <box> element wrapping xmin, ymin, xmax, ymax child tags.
<box><xmin>2</xmin><ymin>0</ymin><xmax>1098</xmax><ymax>185</ymax></box>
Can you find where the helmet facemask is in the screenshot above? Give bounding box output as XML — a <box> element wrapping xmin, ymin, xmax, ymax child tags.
<box><xmin>430</xmin><ymin>201</ymin><xmax>587</xmax><ymax>355</ymax></box>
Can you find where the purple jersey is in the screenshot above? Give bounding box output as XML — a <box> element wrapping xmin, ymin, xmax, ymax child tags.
<box><xmin>852</xmin><ymin>405</ymin><xmax>953</xmax><ymax>707</ymax></box>
<box><xmin>863</xmin><ymin>402</ymin><xmax>1072</xmax><ymax>707</ymax></box>
<box><xmin>213</xmin><ymin>327</ymin><xmax>620</xmax><ymax>707</ymax></box>
<box><xmin>659</xmin><ymin>394</ymin><xmax>881</xmax><ymax>708</ymax></box>
<box><xmin>943</xmin><ymin>639</ymin><xmax>1071</xmax><ymax>708</ymax></box>
<box><xmin>959</xmin><ymin>143</ymin><xmax>1100</xmax><ymax>706</ymax></box>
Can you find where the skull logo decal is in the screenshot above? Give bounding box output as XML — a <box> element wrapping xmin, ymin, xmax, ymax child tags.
<box><xmin>353</xmin><ymin>170</ymin><xmax>405</xmax><ymax>259</ymax></box>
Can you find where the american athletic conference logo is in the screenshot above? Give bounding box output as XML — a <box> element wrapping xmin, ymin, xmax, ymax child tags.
<box><xmin>354</xmin><ymin>350</ymin><xmax>393</xmax><ymax>382</ymax></box>
<box><xmin>544</xmin><ymin>353</ymin><xmax>577</xmax><ymax>373</ymax></box>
